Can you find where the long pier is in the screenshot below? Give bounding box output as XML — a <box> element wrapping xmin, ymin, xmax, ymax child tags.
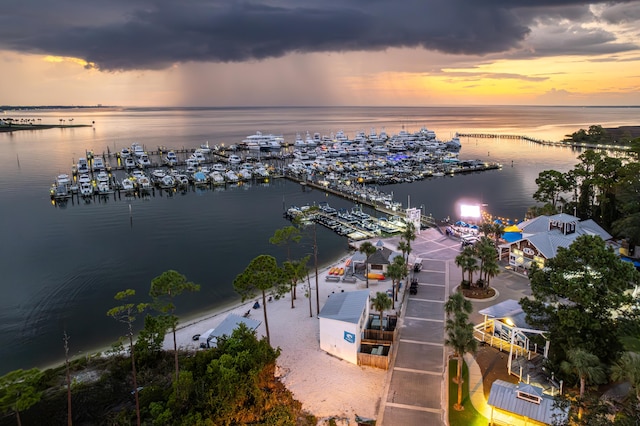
<box><xmin>457</xmin><ymin>133</ymin><xmax>630</xmax><ymax>151</ymax></box>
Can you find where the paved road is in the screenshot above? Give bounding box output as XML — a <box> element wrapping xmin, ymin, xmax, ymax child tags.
<box><xmin>377</xmin><ymin>228</ymin><xmax>461</xmax><ymax>426</ymax></box>
<box><xmin>376</xmin><ymin>227</ymin><xmax>533</xmax><ymax>425</ymax></box>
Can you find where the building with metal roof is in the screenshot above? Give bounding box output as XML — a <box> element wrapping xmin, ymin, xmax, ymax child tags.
<box><xmin>318</xmin><ymin>290</ymin><xmax>371</xmax><ymax>364</ymax></box>
<box><xmin>201</xmin><ymin>313</ymin><xmax>262</xmax><ymax>348</ymax></box>
<box><xmin>487</xmin><ymin>379</ymin><xmax>568</xmax><ymax>425</ymax></box>
<box><xmin>506</xmin><ymin>214</ymin><xmax>612</xmax><ymax>271</ymax></box>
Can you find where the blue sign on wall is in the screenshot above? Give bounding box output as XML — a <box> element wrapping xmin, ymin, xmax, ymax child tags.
<box><xmin>344</xmin><ymin>331</ymin><xmax>355</xmax><ymax>344</ymax></box>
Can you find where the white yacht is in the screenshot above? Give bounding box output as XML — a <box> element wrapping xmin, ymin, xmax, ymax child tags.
<box><xmin>228</xmin><ymin>154</ymin><xmax>242</xmax><ymax>165</ymax></box>
<box><xmin>209</xmin><ymin>171</ymin><xmax>225</xmax><ymax>185</ymax></box>
<box><xmin>225</xmin><ymin>170</ymin><xmax>239</xmax><ymax>182</ymax></box>
<box><xmin>121</xmin><ymin>178</ymin><xmax>135</xmax><ymax>193</ymax></box>
<box><xmin>124</xmin><ymin>157</ymin><xmax>136</xmax><ymax>169</ymax></box>
<box><xmin>243</xmin><ymin>131</ymin><xmax>283</xmax><ymax>150</ymax></box>
<box><xmin>190</xmin><ymin>151</ymin><xmax>206</xmax><ymax>164</ymax></box>
<box><xmin>164</xmin><ymin>151</ymin><xmax>178</xmax><ymax>166</ymax></box>
<box><xmin>92</xmin><ymin>157</ymin><xmax>105</xmax><ymax>171</ymax></box>
<box><xmin>77</xmin><ymin>158</ymin><xmax>89</xmax><ymax>175</ymax></box>
<box><xmin>55</xmin><ymin>174</ymin><xmax>71</xmax><ymax>188</ymax></box>
<box><xmin>137</xmin><ymin>153</ymin><xmax>151</xmax><ymax>167</ymax></box>
<box><xmin>120</xmin><ymin>147</ymin><xmax>131</xmax><ymax>158</ymax></box>
<box><xmin>131</xmin><ymin>143</ymin><xmax>145</xmax><ymax>157</ymax></box>
<box><xmin>79</xmin><ymin>181</ymin><xmax>94</xmax><ymax>197</ymax></box>
<box><xmin>199</xmin><ymin>142</ymin><xmax>212</xmax><ymax>154</ymax></box>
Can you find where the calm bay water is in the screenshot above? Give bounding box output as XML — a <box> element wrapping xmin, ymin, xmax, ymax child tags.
<box><xmin>0</xmin><ymin>105</ymin><xmax>637</xmax><ymax>374</ymax></box>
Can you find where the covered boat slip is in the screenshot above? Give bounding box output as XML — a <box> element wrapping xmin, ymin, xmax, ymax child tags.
<box><xmin>200</xmin><ymin>313</ymin><xmax>261</xmax><ymax>348</ymax></box>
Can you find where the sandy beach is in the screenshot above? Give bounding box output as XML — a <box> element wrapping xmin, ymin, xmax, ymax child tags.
<box><xmin>163</xmin><ymin>251</ymin><xmax>389</xmax><ymax>423</ymax></box>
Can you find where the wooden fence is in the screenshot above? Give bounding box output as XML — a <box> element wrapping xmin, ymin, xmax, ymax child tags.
<box><xmin>358</xmin><ymin>344</ymin><xmax>392</xmax><ymax>369</ymax></box>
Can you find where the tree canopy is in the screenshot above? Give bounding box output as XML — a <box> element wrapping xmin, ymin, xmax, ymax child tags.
<box><xmin>520</xmin><ymin>235</ymin><xmax>639</xmax><ymax>368</ymax></box>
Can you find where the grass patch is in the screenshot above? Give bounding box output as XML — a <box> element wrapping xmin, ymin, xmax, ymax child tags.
<box><xmin>448</xmin><ymin>358</ymin><xmax>489</xmax><ymax>426</ymax></box>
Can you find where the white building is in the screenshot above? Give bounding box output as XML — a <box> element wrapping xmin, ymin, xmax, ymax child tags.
<box><xmin>318</xmin><ymin>290</ymin><xmax>371</xmax><ymax>365</ymax></box>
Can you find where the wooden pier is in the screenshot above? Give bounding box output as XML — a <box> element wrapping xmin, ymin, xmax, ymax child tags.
<box><xmin>457</xmin><ymin>132</ymin><xmax>631</xmax><ymax>151</ymax></box>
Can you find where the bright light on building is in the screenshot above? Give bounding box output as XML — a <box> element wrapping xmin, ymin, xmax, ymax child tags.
<box><xmin>460</xmin><ymin>204</ymin><xmax>481</xmax><ymax>218</ymax></box>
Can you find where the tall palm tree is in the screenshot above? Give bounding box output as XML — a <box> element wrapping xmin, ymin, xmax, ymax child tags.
<box><xmin>444</xmin><ymin>292</ymin><xmax>477</xmax><ymax>411</ymax></box>
<box><xmin>371</xmin><ymin>292</ymin><xmax>392</xmax><ymax>339</ymax></box>
<box><xmin>475</xmin><ymin>237</ymin><xmax>496</xmax><ymax>287</ymax></box>
<box><xmin>455</xmin><ymin>245</ymin><xmax>478</xmax><ymax>286</ymax></box>
<box><xmin>491</xmin><ymin>222</ymin><xmax>505</xmax><ymax>247</ymax></box>
<box><xmin>560</xmin><ymin>348</ymin><xmax>606</xmax><ymax>419</ymax></box>
<box><xmin>401</xmin><ymin>222</ymin><xmax>416</xmax><ymax>264</ymax></box>
<box><xmin>482</xmin><ymin>258</ymin><xmax>500</xmax><ymax>289</ymax></box>
<box><xmin>359</xmin><ymin>241</ymin><xmax>377</xmax><ymax>289</ymax></box>
<box><xmin>386</xmin><ymin>256</ymin><xmax>406</xmax><ymax>309</ymax></box>
<box><xmin>397</xmin><ymin>240</ymin><xmax>409</xmax><ymax>265</ymax></box>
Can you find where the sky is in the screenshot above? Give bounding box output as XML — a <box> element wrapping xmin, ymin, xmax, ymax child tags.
<box><xmin>1</xmin><ymin>0</ymin><xmax>639</xmax><ymax>107</ymax></box>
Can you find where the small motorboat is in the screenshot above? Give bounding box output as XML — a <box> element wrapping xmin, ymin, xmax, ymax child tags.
<box><xmin>121</xmin><ymin>178</ymin><xmax>135</xmax><ymax>193</ymax></box>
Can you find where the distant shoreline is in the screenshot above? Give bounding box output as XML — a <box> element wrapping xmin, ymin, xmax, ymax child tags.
<box><xmin>0</xmin><ymin>124</ymin><xmax>93</xmax><ymax>133</ymax></box>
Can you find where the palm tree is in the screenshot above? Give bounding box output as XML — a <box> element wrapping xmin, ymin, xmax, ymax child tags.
<box><xmin>371</xmin><ymin>292</ymin><xmax>392</xmax><ymax>339</ymax></box>
<box><xmin>475</xmin><ymin>237</ymin><xmax>496</xmax><ymax>288</ymax></box>
<box><xmin>400</xmin><ymin>222</ymin><xmax>416</xmax><ymax>264</ymax></box>
<box><xmin>444</xmin><ymin>292</ymin><xmax>477</xmax><ymax>411</ymax></box>
<box><xmin>560</xmin><ymin>348</ymin><xmax>606</xmax><ymax>419</ymax></box>
<box><xmin>482</xmin><ymin>257</ymin><xmax>500</xmax><ymax>289</ymax></box>
<box><xmin>491</xmin><ymin>222</ymin><xmax>505</xmax><ymax>247</ymax></box>
<box><xmin>611</xmin><ymin>351</ymin><xmax>640</xmax><ymax>400</ymax></box>
<box><xmin>386</xmin><ymin>256</ymin><xmax>406</xmax><ymax>309</ymax></box>
<box><xmin>359</xmin><ymin>241</ymin><xmax>377</xmax><ymax>289</ymax></box>
<box><xmin>455</xmin><ymin>245</ymin><xmax>478</xmax><ymax>287</ymax></box>
<box><xmin>397</xmin><ymin>240</ymin><xmax>409</xmax><ymax>265</ymax></box>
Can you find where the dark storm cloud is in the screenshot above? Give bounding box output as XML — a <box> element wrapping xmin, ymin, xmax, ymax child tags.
<box><xmin>0</xmin><ymin>0</ymin><xmax>637</xmax><ymax>71</ymax></box>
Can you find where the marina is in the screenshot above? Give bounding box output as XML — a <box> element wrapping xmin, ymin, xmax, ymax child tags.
<box><xmin>4</xmin><ymin>105</ymin><xmax>636</xmax><ymax>375</ymax></box>
<box><xmin>48</xmin><ymin>128</ymin><xmax>500</xmax><ymax>233</ymax></box>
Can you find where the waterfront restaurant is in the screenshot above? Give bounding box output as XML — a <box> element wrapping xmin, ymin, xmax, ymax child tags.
<box><xmin>506</xmin><ymin>213</ymin><xmax>612</xmax><ymax>273</ymax></box>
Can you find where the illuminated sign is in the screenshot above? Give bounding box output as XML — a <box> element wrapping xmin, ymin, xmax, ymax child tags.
<box><xmin>460</xmin><ymin>204</ymin><xmax>481</xmax><ymax>218</ymax></box>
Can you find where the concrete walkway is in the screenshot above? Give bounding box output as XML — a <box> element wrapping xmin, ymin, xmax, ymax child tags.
<box><xmin>464</xmin><ymin>353</ymin><xmax>491</xmax><ymax>418</ymax></box>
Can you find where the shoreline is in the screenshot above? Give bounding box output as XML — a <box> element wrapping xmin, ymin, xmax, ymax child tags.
<box><xmin>40</xmin><ymin>251</ymin><xmax>353</xmax><ymax>369</ymax></box>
